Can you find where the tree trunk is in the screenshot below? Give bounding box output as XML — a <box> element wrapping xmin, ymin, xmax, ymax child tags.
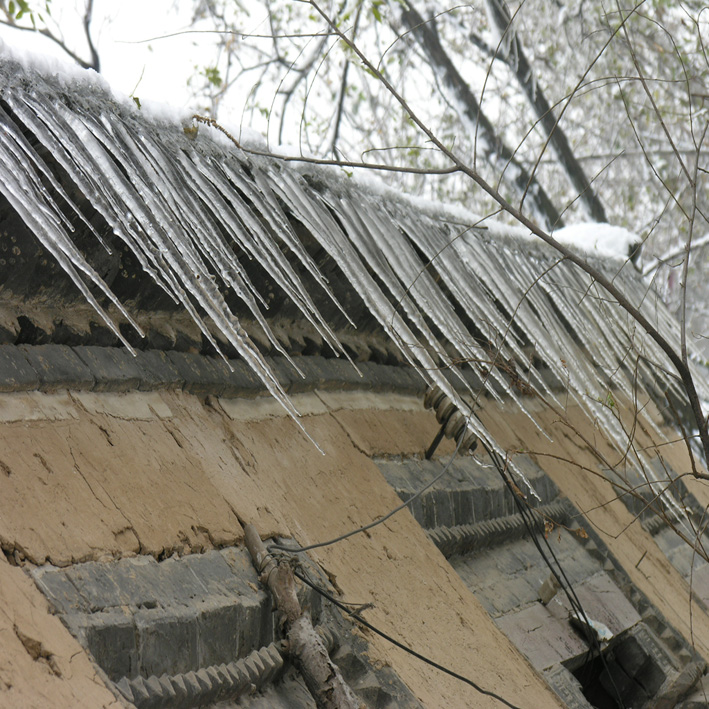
<box><xmin>397</xmin><ymin>1</ymin><xmax>563</xmax><ymax>230</ymax></box>
<box><xmin>485</xmin><ymin>0</ymin><xmax>608</xmax><ymax>223</ymax></box>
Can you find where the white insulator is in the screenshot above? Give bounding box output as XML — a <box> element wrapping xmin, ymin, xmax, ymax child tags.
<box><xmin>435</xmin><ymin>397</ymin><xmax>457</xmax><ymax>424</ymax></box>
<box><xmin>444</xmin><ymin>409</ymin><xmax>467</xmax><ymax>440</ymax></box>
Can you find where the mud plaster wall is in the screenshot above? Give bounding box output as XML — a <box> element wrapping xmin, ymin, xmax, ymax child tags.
<box><xmin>478</xmin><ymin>398</ymin><xmax>709</xmax><ymax>661</ymax></box>
<box><xmin>0</xmin><ymin>555</ymin><xmax>124</xmax><ymax>708</ymax></box>
<box><xmin>0</xmin><ymin>389</ymin><xmax>561</xmax><ymax>709</ymax></box>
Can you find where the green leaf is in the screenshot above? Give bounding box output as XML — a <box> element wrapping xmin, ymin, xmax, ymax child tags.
<box><xmin>203</xmin><ymin>66</ymin><xmax>222</xmax><ymax>88</ymax></box>
<box><xmin>371</xmin><ymin>0</ymin><xmax>383</xmax><ymax>22</ymax></box>
<box><xmin>132</xmin><ymin>96</ymin><xmax>141</xmax><ymax>109</ymax></box>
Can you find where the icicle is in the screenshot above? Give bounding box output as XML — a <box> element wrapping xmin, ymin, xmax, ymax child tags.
<box><xmin>0</xmin><ymin>98</ymin><xmax>113</xmax><ymax>255</ymax></box>
<box><xmin>0</xmin><ymin>104</ymin><xmax>143</xmax><ymax>350</ymax></box>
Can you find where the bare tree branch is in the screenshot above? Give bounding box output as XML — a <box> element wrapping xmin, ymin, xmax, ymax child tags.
<box><xmin>83</xmin><ymin>0</ymin><xmax>100</xmax><ymax>73</ymax></box>
<box><xmin>0</xmin><ymin>0</ymin><xmax>100</xmax><ymax>71</ymax></box>
<box><xmin>306</xmin><ymin>0</ymin><xmax>709</xmax><ymax>476</ymax></box>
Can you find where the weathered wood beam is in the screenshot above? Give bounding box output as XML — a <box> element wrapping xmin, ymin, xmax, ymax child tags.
<box><xmin>243</xmin><ymin>523</ymin><xmax>362</xmax><ymax>709</ymax></box>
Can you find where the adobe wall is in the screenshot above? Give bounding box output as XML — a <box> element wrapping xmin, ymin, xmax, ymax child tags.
<box><xmin>2</xmin><ymin>342</ymin><xmax>707</xmax><ymax>707</ymax></box>
<box><xmin>479</xmin><ymin>399</ymin><xmax>709</xmax><ymax>661</ymax></box>
<box><xmin>0</xmin><ymin>384</ymin><xmax>561</xmax><ymax>709</ymax></box>
<box><xmin>0</xmin><ymin>556</ymin><xmax>124</xmax><ymax>708</ymax></box>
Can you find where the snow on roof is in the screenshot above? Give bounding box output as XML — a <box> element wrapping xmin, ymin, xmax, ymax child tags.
<box><xmin>0</xmin><ymin>36</ymin><xmax>101</xmax><ymax>87</ymax></box>
<box><xmin>2</xmin><ymin>38</ymin><xmax>643</xmax><ymax>264</ymax></box>
<box><xmin>553</xmin><ymin>222</ymin><xmax>641</xmax><ymax>261</ymax></box>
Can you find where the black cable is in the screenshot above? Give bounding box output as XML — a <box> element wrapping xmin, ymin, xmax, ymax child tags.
<box><xmin>293</xmin><ymin>568</ymin><xmax>526</xmax><ymax>709</ymax></box>
<box><xmin>482</xmin><ymin>442</ymin><xmax>625</xmax><ymax>709</ymax></box>
<box><xmin>425</xmin><ymin>422</ymin><xmax>447</xmax><ymax>459</ymax></box>
<box><xmin>487</xmin><ymin>444</ymin><xmax>590</xmax><ymax>621</ymax></box>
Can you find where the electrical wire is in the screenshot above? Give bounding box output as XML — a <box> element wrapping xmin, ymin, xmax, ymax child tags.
<box><xmin>268</xmin><ymin>390</ymin><xmax>623</xmax><ymax>705</ymax></box>
<box><xmin>268</xmin><ymin>435</ymin><xmax>474</xmax><ymax>554</ymax></box>
<box><xmin>294</xmin><ymin>568</ymin><xmax>526</xmax><ymax>709</ymax></box>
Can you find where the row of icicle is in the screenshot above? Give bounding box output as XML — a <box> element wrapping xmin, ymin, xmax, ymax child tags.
<box><xmin>0</xmin><ymin>61</ymin><xmax>704</xmax><ymax>514</ymax></box>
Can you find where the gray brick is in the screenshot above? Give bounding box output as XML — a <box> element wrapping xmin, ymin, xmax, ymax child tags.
<box><xmin>129</xmin><ymin>676</ymin><xmax>151</xmax><ymax>705</ymax></box>
<box><xmin>64</xmin><ymin>562</ymin><xmax>126</xmax><ymax>610</ymax></box>
<box><xmin>259</xmin><ymin>645</ymin><xmax>285</xmax><ymax>685</ymax></box>
<box><xmin>234</xmin><ymin>594</ymin><xmax>273</xmax><ymax>659</ymax></box>
<box><xmin>31</xmin><ymin>566</ymin><xmax>88</xmax><ymax>614</ymax></box>
<box><xmin>244</xmin><ymin>653</ymin><xmax>265</xmax><ymax>683</ymax></box>
<box><xmin>225</xmin><ymin>661</ymin><xmax>249</xmax><ymax>695</ymax></box>
<box><xmin>165</xmin><ymin>351</ymin><xmax>227</xmax><ymax>396</ymax></box>
<box><xmin>432</xmin><ymin>489</ymin><xmax>453</xmax><ymax>527</ymax></box>
<box><xmin>478</xmin><ymin>484</ymin><xmax>508</xmax><ymax>521</ymax></box>
<box><xmin>494</xmin><ymin>548</ymin><xmax>527</xmax><ymax>576</ymax></box>
<box><xmin>218</xmin><ymin>358</ymin><xmax>270</xmax><ymax>398</ymax></box>
<box><xmin>76</xmin><ymin>556</ymin><xmax>163</xmax><ymax>610</ymax></box>
<box><xmin>194</xmin><ymin>667</ymin><xmax>214</xmax><ymax>697</ymax></box>
<box><xmin>132</xmin><ymin>350</ymin><xmax>183</xmax><ymax>391</ymax></box>
<box><xmin>157</xmin><ymin>675</ymin><xmax>177</xmax><ymax>703</ymax></box>
<box><xmin>284</xmin><ymin>355</ymin><xmax>355</xmax><ymax>393</ymax></box>
<box><xmin>375</xmin><ymin>460</ymin><xmax>413</xmax><ymax>491</ymax></box>
<box><xmin>358</xmin><ymin>361</ymin><xmax>426</xmax><ymax>395</ymax></box>
<box><xmin>180</xmin><ymin>550</ymin><xmax>242</xmax><ymax>598</ymax></box>
<box><xmin>142</xmin><ymin>676</ymin><xmax>166</xmax><ymax>708</ymax></box>
<box><xmin>428</xmin><ymin>527</ymin><xmax>453</xmax><ymax>556</ymax></box>
<box><xmin>219</xmin><ymin>547</ymin><xmax>266</xmax><ymax>592</ymax></box>
<box><xmin>182</xmin><ymin>671</ymin><xmax>201</xmax><ymax>700</ymax></box>
<box><xmin>136</xmin><ymin>607</ymin><xmax>200</xmax><ymax>677</ymax></box>
<box><xmin>0</xmin><ymin>345</ymin><xmax>38</xmax><ymax>391</ymax></box>
<box><xmin>196</xmin><ymin>602</ymin><xmax>239</xmax><ymax>668</ymax></box>
<box><xmin>35</xmin><ymin>551</ymin><xmax>276</xmax><ymax>690</ymax></box>
<box><xmin>486</xmin><ymin>577</ymin><xmax>527</xmax><ymax>616</ymax></box>
<box><xmin>107</xmin><ymin>555</ymin><xmax>161</xmax><ymax>608</ymax></box>
<box><xmin>496</xmin><ymin>603</ymin><xmax>588</xmax><ymax>668</ymax></box>
<box><xmin>543</xmin><ymin>665</ymin><xmax>589</xmax><ymax>707</ymax></box>
<box><xmin>169</xmin><ymin>674</ymin><xmax>189</xmax><ymax>707</ymax></box>
<box><xmin>19</xmin><ymin>344</ymin><xmax>94</xmax><ymax>391</ymax></box>
<box><xmin>614</xmin><ymin>633</ymin><xmax>649</xmax><ymax>678</ymax></box>
<box><xmin>114</xmin><ymin>677</ymin><xmax>134</xmax><ymax>703</ymax></box>
<box><xmin>407</xmin><ymin>495</ymin><xmax>425</xmax><ymax>527</ymax></box>
<box><xmin>149</xmin><ymin>555</ymin><xmax>210</xmax><ymax>606</ymax></box>
<box><xmin>85</xmin><ymin>613</ymin><xmax>139</xmax><ymax>681</ymax></box>
<box><xmin>419</xmin><ymin>493</ymin><xmax>436</xmax><ymax>529</ymax></box>
<box><xmin>205</xmin><ymin>666</ymin><xmax>224</xmax><ymax>701</ymax></box>
<box><xmin>267</xmin><ymin>357</ymin><xmax>296</xmax><ymax>391</ymax></box>
<box><xmin>213</xmin><ymin>664</ymin><xmax>235</xmax><ymax>697</ymax></box>
<box><xmin>73</xmin><ymin>345</ymin><xmax>142</xmax><ymax>391</ymax></box>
